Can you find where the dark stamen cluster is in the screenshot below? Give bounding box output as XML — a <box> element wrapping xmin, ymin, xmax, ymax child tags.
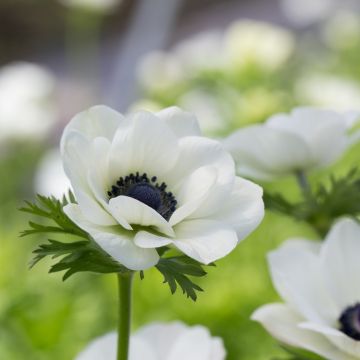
<box><xmin>339</xmin><ymin>303</ymin><xmax>360</xmax><ymax>341</ymax></box>
<box><xmin>107</xmin><ymin>172</ymin><xmax>177</xmax><ymax>221</ymax></box>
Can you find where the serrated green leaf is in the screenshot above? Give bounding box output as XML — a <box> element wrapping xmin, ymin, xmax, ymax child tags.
<box><xmin>265</xmin><ymin>168</ymin><xmax>360</xmax><ymax>236</ymax></box>
<box><xmin>156</xmin><ymin>256</ymin><xmax>208</xmax><ymax>301</ymax></box>
<box><xmin>20</xmin><ymin>194</ymin><xmax>88</xmax><ymax>238</ymax></box>
<box><xmin>31</xmin><ymin>238</ymin><xmax>128</xmax><ymax>280</ymax></box>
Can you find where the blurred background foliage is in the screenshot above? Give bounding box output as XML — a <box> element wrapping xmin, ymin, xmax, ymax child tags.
<box><xmin>1</xmin><ymin>0</ymin><xmax>360</xmax><ymax>359</ymax></box>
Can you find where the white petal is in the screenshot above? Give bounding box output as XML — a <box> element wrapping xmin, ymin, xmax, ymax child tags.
<box><xmin>61</xmin><ymin>105</ymin><xmax>123</xmax><ymax>149</ymax></box>
<box><xmin>109</xmin><ymin>111</ymin><xmax>179</xmax><ymax>182</ymax></box>
<box><xmin>212</xmin><ymin>177</ymin><xmax>264</xmax><ymax>240</ymax></box>
<box><xmin>168</xmin><ymin>327</ymin><xmax>215</xmax><ymax>360</ymax></box>
<box><xmin>268</xmin><ymin>108</ymin><xmax>348</xmax><ymax>167</ymax></box>
<box><xmin>75</xmin><ymin>332</ymin><xmax>117</xmax><ymax>360</ymax></box>
<box><xmin>134</xmin><ymin>322</ymin><xmax>187</xmax><ymax>359</ymax></box>
<box><xmin>63</xmin><ymin>204</ymin><xmax>158</xmax><ymax>270</ymax></box>
<box><xmin>92</xmin><ymin>232</ymin><xmax>159</xmax><ymax>270</ymax></box>
<box><xmin>252</xmin><ymin>304</ymin><xmax>354</xmax><ymax>360</ymax></box>
<box><xmin>268</xmin><ymin>239</ymin><xmax>338</xmax><ymax>324</ymax></box>
<box><xmin>156</xmin><ymin>106</ymin><xmax>201</xmax><ymax>138</ymax></box>
<box><xmin>129</xmin><ymin>336</ymin><xmax>158</xmax><ymax>360</ymax></box>
<box><xmin>300</xmin><ymin>322</ymin><xmax>360</xmax><ymax>359</ymax></box>
<box><xmin>74</xmin><ymin>189</ymin><xmax>117</xmax><ymax>226</ymax></box>
<box><xmin>321</xmin><ymin>218</ymin><xmax>360</xmax><ymax>311</ymax></box>
<box><xmin>169</xmin><ymin>166</ymin><xmax>217</xmax><ymax>226</ymax></box>
<box><xmin>279</xmin><ymin>237</ymin><xmax>322</xmax><ymax>255</ymax></box>
<box><xmin>62</xmin><ymin>131</ymin><xmax>92</xmax><ymax>191</ymax></box>
<box><xmin>134</xmin><ymin>231</ymin><xmax>172</xmax><ymax>248</ymax></box>
<box><xmin>169</xmin><ymin>136</ymin><xmax>234</xmax><ymax>187</ymax></box>
<box><xmin>170</xmin><ymin>136</ymin><xmax>235</xmax><ymax>218</ymax></box>
<box><xmin>172</xmin><ymin>219</ymin><xmax>238</xmax><ymax>264</ymax></box>
<box><xmin>64</xmin><ymin>203</ymin><xmax>116</xmax><ymax>234</ymax></box>
<box><xmin>87</xmin><ymin>137</ymin><xmax>112</xmax><ymax>203</ymax></box>
<box><xmin>209</xmin><ymin>338</ymin><xmax>226</xmax><ymax>360</ymax></box>
<box><xmin>224</xmin><ymin>125</ymin><xmax>312</xmax><ymax>180</ymax></box>
<box><xmin>108</xmin><ymin>196</ymin><xmax>174</xmax><ymax>237</ymax></box>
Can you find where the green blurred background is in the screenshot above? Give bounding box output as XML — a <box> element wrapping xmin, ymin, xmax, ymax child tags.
<box><xmin>1</xmin><ymin>0</ymin><xmax>360</xmax><ymax>359</ymax></box>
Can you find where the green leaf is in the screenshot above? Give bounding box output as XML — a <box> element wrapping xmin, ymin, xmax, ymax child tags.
<box><xmin>155</xmin><ymin>256</ymin><xmax>208</xmax><ymax>301</ymax></box>
<box><xmin>265</xmin><ymin>168</ymin><xmax>360</xmax><ymax>236</ymax></box>
<box><xmin>20</xmin><ymin>194</ymin><xmax>88</xmax><ymax>238</ymax></box>
<box><xmin>31</xmin><ymin>239</ymin><xmax>128</xmax><ymax>280</ymax></box>
<box><xmin>21</xmin><ymin>193</ymin><xmax>129</xmax><ymax>279</ymax></box>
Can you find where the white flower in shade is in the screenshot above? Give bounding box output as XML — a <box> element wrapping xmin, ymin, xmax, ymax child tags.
<box><xmin>0</xmin><ymin>62</ymin><xmax>56</xmax><ymax>143</ymax></box>
<box><xmin>323</xmin><ymin>11</ymin><xmax>360</xmax><ymax>50</ymax></box>
<box><xmin>35</xmin><ymin>149</ymin><xmax>72</xmax><ymax>198</ymax></box>
<box><xmin>173</xmin><ymin>30</ymin><xmax>224</xmax><ymax>73</ymax></box>
<box><xmin>58</xmin><ymin>0</ymin><xmax>121</xmax><ymax>12</ymax></box>
<box><xmin>252</xmin><ymin>218</ymin><xmax>360</xmax><ymax>360</ymax></box>
<box><xmin>223</xmin><ymin>20</ymin><xmax>294</xmax><ymax>72</ymax></box>
<box><xmin>296</xmin><ymin>74</ymin><xmax>360</xmax><ymax>112</ymax></box>
<box><xmin>224</xmin><ymin>107</ymin><xmax>350</xmax><ymax>181</ymax></box>
<box><xmin>75</xmin><ymin>322</ymin><xmax>226</xmax><ymax>360</ymax></box>
<box><xmin>136</xmin><ymin>51</ymin><xmax>184</xmax><ymax>93</ymax></box>
<box><xmin>178</xmin><ymin>90</ymin><xmax>227</xmax><ymax>135</ymax></box>
<box><xmin>61</xmin><ymin>106</ymin><xmax>264</xmax><ymax>270</ymax></box>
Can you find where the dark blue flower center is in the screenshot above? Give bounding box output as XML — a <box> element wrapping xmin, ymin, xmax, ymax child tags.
<box><xmin>127</xmin><ymin>183</ymin><xmax>161</xmax><ymax>211</ymax></box>
<box><xmin>339</xmin><ymin>303</ymin><xmax>360</xmax><ymax>340</ymax></box>
<box><xmin>107</xmin><ymin>172</ymin><xmax>177</xmax><ymax>221</ymax></box>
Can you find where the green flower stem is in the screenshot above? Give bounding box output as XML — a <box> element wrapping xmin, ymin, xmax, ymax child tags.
<box><xmin>117</xmin><ymin>272</ymin><xmax>134</xmax><ymax>360</ymax></box>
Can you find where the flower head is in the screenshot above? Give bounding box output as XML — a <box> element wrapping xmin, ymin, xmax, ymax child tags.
<box><xmin>224</xmin><ymin>20</ymin><xmax>294</xmax><ymax>72</ymax></box>
<box><xmin>61</xmin><ymin>106</ymin><xmax>264</xmax><ymax>270</ymax></box>
<box><xmin>0</xmin><ymin>62</ymin><xmax>56</xmax><ymax>143</ymax></box>
<box><xmin>35</xmin><ymin>149</ymin><xmax>72</xmax><ymax>198</ymax></box>
<box><xmin>75</xmin><ymin>321</ymin><xmax>226</xmax><ymax>360</ymax></box>
<box><xmin>252</xmin><ymin>218</ymin><xmax>360</xmax><ymax>360</ymax></box>
<box><xmin>224</xmin><ymin>107</ymin><xmax>352</xmax><ymax>180</ymax></box>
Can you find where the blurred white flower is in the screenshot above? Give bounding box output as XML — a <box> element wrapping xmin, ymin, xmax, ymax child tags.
<box><xmin>178</xmin><ymin>90</ymin><xmax>226</xmax><ymax>135</ymax></box>
<box><xmin>136</xmin><ymin>51</ymin><xmax>184</xmax><ymax>93</ymax></box>
<box><xmin>252</xmin><ymin>218</ymin><xmax>360</xmax><ymax>360</ymax></box>
<box><xmin>173</xmin><ymin>30</ymin><xmax>224</xmax><ymax>73</ymax></box>
<box><xmin>323</xmin><ymin>11</ymin><xmax>360</xmax><ymax>50</ymax></box>
<box><xmin>58</xmin><ymin>0</ymin><xmax>121</xmax><ymax>13</ymax></box>
<box><xmin>224</xmin><ymin>107</ymin><xmax>351</xmax><ymax>180</ymax></box>
<box><xmin>76</xmin><ymin>321</ymin><xmax>226</xmax><ymax>360</ymax></box>
<box><xmin>0</xmin><ymin>62</ymin><xmax>56</xmax><ymax>143</ymax></box>
<box><xmin>35</xmin><ymin>149</ymin><xmax>71</xmax><ymax>198</ymax></box>
<box><xmin>224</xmin><ymin>20</ymin><xmax>295</xmax><ymax>72</ymax></box>
<box><xmin>61</xmin><ymin>105</ymin><xmax>264</xmax><ymax>270</ymax></box>
<box><xmin>296</xmin><ymin>74</ymin><xmax>360</xmax><ymax>112</ymax></box>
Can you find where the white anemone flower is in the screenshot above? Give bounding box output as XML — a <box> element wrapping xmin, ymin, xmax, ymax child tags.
<box><xmin>0</xmin><ymin>62</ymin><xmax>56</xmax><ymax>143</ymax></box>
<box><xmin>58</xmin><ymin>0</ymin><xmax>121</xmax><ymax>13</ymax></box>
<box><xmin>136</xmin><ymin>51</ymin><xmax>184</xmax><ymax>93</ymax></box>
<box><xmin>223</xmin><ymin>20</ymin><xmax>295</xmax><ymax>72</ymax></box>
<box><xmin>252</xmin><ymin>218</ymin><xmax>360</xmax><ymax>360</ymax></box>
<box><xmin>35</xmin><ymin>149</ymin><xmax>72</xmax><ymax>198</ymax></box>
<box><xmin>296</xmin><ymin>75</ymin><xmax>360</xmax><ymax>112</ymax></box>
<box><xmin>61</xmin><ymin>106</ymin><xmax>264</xmax><ymax>270</ymax></box>
<box><xmin>75</xmin><ymin>321</ymin><xmax>226</xmax><ymax>360</ymax></box>
<box><xmin>224</xmin><ymin>107</ymin><xmax>351</xmax><ymax>181</ymax></box>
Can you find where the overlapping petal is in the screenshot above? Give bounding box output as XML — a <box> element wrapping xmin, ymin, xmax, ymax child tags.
<box><xmin>75</xmin><ymin>322</ymin><xmax>226</xmax><ymax>360</ymax></box>
<box><xmin>61</xmin><ymin>105</ymin><xmax>263</xmax><ymax>270</ymax></box>
<box><xmin>253</xmin><ymin>219</ymin><xmax>360</xmax><ymax>360</ymax></box>
<box><xmin>252</xmin><ymin>304</ymin><xmax>354</xmax><ymax>360</ymax></box>
<box><xmin>225</xmin><ymin>107</ymin><xmax>352</xmax><ymax>180</ymax></box>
